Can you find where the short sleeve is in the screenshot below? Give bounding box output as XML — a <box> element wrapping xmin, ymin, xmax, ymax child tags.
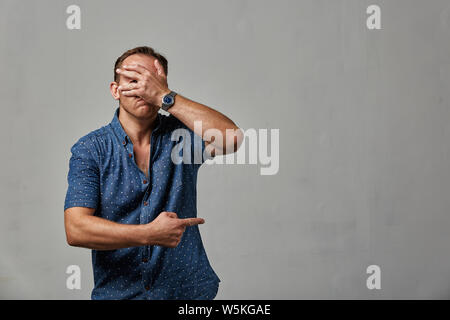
<box><xmin>64</xmin><ymin>140</ymin><xmax>100</xmax><ymax>211</ymax></box>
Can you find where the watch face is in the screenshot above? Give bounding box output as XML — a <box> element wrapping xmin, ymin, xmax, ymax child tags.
<box><xmin>163</xmin><ymin>95</ymin><xmax>173</xmax><ymax>104</ymax></box>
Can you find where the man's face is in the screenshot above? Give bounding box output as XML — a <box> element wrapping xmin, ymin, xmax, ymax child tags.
<box><xmin>111</xmin><ymin>53</ymin><xmax>159</xmax><ymax>118</ymax></box>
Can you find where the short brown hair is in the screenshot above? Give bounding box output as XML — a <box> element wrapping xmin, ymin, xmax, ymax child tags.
<box><xmin>114</xmin><ymin>46</ymin><xmax>168</xmax><ymax>82</ymax></box>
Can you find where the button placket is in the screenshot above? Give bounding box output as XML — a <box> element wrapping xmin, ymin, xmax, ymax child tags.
<box><xmin>146</xmin><ymin>133</ymin><xmax>157</xmax><ymax>260</ymax></box>
<box><xmin>123</xmin><ymin>138</ymin><xmax>133</xmax><ymax>160</ymax></box>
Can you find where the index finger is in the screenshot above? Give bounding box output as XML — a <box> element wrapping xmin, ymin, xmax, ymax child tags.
<box><xmin>122</xmin><ymin>63</ymin><xmax>152</xmax><ymax>76</ymax></box>
<box><xmin>116</xmin><ymin>68</ymin><xmax>141</xmax><ymax>81</ymax></box>
<box><xmin>179</xmin><ymin>218</ymin><xmax>205</xmax><ymax>227</ymax></box>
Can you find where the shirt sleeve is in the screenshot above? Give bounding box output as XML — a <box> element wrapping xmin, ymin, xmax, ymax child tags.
<box><xmin>64</xmin><ymin>139</ymin><xmax>100</xmax><ymax>211</ymax></box>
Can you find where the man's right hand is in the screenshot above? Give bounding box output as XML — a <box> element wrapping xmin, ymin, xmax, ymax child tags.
<box><xmin>145</xmin><ymin>211</ymin><xmax>205</xmax><ymax>248</ymax></box>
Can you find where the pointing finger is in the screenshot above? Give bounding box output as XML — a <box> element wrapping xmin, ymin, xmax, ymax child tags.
<box><xmin>180</xmin><ymin>218</ymin><xmax>205</xmax><ymax>227</ymax></box>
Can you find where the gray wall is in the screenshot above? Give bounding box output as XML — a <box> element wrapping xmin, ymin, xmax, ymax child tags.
<box><xmin>1</xmin><ymin>0</ymin><xmax>450</xmax><ymax>299</ymax></box>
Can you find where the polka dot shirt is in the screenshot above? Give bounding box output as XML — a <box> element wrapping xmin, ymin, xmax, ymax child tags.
<box><xmin>64</xmin><ymin>107</ymin><xmax>221</xmax><ymax>300</ymax></box>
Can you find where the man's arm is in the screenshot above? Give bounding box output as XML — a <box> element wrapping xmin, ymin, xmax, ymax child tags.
<box><xmin>116</xmin><ymin>61</ymin><xmax>244</xmax><ymax>156</ymax></box>
<box><xmin>64</xmin><ymin>207</ymin><xmax>205</xmax><ymax>250</ymax></box>
<box><xmin>164</xmin><ymin>93</ymin><xmax>244</xmax><ymax>157</ymax></box>
<box><xmin>64</xmin><ymin>207</ymin><xmax>148</xmax><ymax>250</ymax></box>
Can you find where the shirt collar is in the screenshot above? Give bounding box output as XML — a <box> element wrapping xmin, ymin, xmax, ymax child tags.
<box><xmin>110</xmin><ymin>107</ymin><xmax>163</xmax><ymax>145</ymax></box>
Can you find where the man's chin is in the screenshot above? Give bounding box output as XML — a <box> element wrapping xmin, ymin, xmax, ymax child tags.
<box><xmin>120</xmin><ymin>99</ymin><xmax>158</xmax><ymax>116</ymax></box>
<box><xmin>133</xmin><ymin>98</ymin><xmax>148</xmax><ymax>107</ymax></box>
<box><xmin>134</xmin><ymin>101</ymin><xmax>159</xmax><ymax>114</ymax></box>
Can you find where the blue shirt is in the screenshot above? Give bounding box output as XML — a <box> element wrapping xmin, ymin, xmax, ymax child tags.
<box><xmin>64</xmin><ymin>107</ymin><xmax>221</xmax><ymax>300</ymax></box>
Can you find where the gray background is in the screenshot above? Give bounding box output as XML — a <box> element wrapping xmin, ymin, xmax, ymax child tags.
<box><xmin>1</xmin><ymin>0</ymin><xmax>450</xmax><ymax>299</ymax></box>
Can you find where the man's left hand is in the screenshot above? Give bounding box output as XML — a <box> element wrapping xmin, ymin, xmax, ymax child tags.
<box><xmin>116</xmin><ymin>60</ymin><xmax>171</xmax><ymax>108</ymax></box>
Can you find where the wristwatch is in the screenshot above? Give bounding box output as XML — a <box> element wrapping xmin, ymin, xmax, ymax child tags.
<box><xmin>161</xmin><ymin>91</ymin><xmax>177</xmax><ymax>111</ymax></box>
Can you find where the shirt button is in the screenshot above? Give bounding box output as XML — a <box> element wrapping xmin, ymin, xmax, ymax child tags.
<box><xmin>143</xmin><ymin>201</ymin><xmax>148</xmax><ymax>206</ymax></box>
<box><xmin>122</xmin><ymin>140</ymin><xmax>126</xmax><ymax>145</ymax></box>
<box><xmin>128</xmin><ymin>153</ymin><xmax>133</xmax><ymax>158</ymax></box>
<box><xmin>145</xmin><ymin>285</ymin><xmax>150</xmax><ymax>291</ymax></box>
<box><xmin>143</xmin><ymin>179</ymin><xmax>148</xmax><ymax>184</ymax></box>
<box><xmin>142</xmin><ymin>258</ymin><xmax>148</xmax><ymax>263</ymax></box>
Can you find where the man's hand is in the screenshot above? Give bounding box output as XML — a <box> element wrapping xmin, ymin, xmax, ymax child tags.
<box><xmin>116</xmin><ymin>59</ymin><xmax>171</xmax><ymax>107</ymax></box>
<box><xmin>145</xmin><ymin>211</ymin><xmax>205</xmax><ymax>248</ymax></box>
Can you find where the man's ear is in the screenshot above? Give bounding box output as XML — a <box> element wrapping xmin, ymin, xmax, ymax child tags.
<box><xmin>110</xmin><ymin>81</ymin><xmax>120</xmax><ymax>100</ymax></box>
<box><xmin>154</xmin><ymin>59</ymin><xmax>166</xmax><ymax>78</ymax></box>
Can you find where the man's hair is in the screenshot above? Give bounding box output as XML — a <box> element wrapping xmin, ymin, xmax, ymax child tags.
<box><xmin>114</xmin><ymin>46</ymin><xmax>168</xmax><ymax>82</ymax></box>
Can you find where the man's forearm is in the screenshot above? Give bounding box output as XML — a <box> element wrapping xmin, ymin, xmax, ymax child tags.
<box><xmin>166</xmin><ymin>93</ymin><xmax>243</xmax><ymax>154</ymax></box>
<box><xmin>66</xmin><ymin>214</ymin><xmax>149</xmax><ymax>250</ymax></box>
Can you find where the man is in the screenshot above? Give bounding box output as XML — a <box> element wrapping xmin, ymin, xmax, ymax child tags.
<box><xmin>64</xmin><ymin>46</ymin><xmax>243</xmax><ymax>300</ymax></box>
